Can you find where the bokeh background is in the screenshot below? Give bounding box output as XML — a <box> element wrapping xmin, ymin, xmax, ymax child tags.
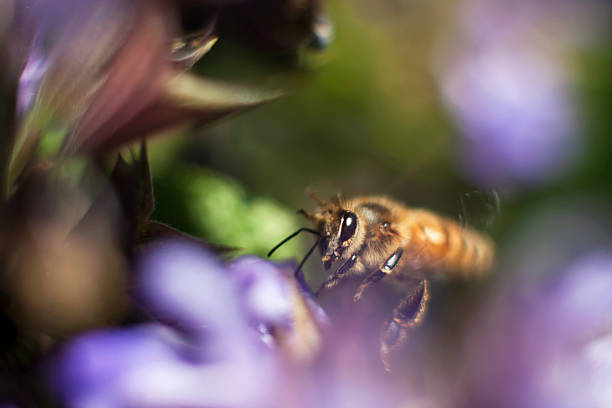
<box><xmin>148</xmin><ymin>0</ymin><xmax>612</xmax><ymax>281</ymax></box>
<box><xmin>2</xmin><ymin>0</ymin><xmax>612</xmax><ymax>406</ymax></box>
<box><xmin>149</xmin><ymin>2</ymin><xmax>612</xmax><ymax>404</ymax></box>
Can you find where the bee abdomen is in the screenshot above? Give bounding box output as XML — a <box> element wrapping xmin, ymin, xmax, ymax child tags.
<box><xmin>410</xmin><ymin>212</ymin><xmax>494</xmax><ymax>278</ymax></box>
<box><xmin>451</xmin><ymin>224</ymin><xmax>494</xmax><ymax>276</ymax></box>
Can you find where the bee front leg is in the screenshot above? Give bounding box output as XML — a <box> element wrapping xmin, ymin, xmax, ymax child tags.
<box><xmin>315</xmin><ymin>254</ymin><xmax>358</xmax><ymax>296</ymax></box>
<box><xmin>353</xmin><ymin>248</ymin><xmax>403</xmax><ymax>302</ymax></box>
<box><xmin>380</xmin><ymin>279</ymin><xmax>430</xmax><ymax>372</ymax></box>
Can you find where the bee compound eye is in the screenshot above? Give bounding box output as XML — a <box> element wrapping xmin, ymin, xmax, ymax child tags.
<box><xmin>339</xmin><ymin>211</ymin><xmax>357</xmax><ymax>243</ymax></box>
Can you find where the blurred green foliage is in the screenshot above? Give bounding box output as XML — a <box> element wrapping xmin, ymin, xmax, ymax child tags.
<box><xmin>153</xmin><ymin>165</ymin><xmax>302</xmax><ymax>258</ymax></box>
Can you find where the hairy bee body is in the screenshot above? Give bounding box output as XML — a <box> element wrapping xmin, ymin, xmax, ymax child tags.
<box><xmin>296</xmin><ymin>193</ymin><xmax>495</xmax><ymax>371</ymax></box>
<box><xmin>308</xmin><ymin>195</ymin><xmax>493</xmax><ymax>281</ymax></box>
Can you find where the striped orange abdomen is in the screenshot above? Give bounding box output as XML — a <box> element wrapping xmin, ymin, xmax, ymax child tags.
<box><xmin>406</xmin><ymin>210</ymin><xmax>494</xmax><ymax>278</ymax></box>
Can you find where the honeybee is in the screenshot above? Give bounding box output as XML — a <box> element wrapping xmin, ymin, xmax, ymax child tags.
<box><xmin>269</xmin><ymin>192</ymin><xmax>494</xmax><ymax>371</ymax></box>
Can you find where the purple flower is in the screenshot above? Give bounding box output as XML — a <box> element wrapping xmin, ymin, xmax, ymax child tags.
<box><xmin>17</xmin><ymin>42</ymin><xmax>48</xmax><ymax>115</ymax></box>
<box><xmin>465</xmin><ymin>252</ymin><xmax>612</xmax><ymax>407</ymax></box>
<box><xmin>50</xmin><ymin>243</ymin><xmax>278</xmax><ymax>407</ymax></box>
<box><xmin>441</xmin><ymin>46</ymin><xmax>576</xmax><ymax>187</ymax></box>
<box><xmin>48</xmin><ymin>241</ymin><xmax>331</xmax><ymax>407</ymax></box>
<box><xmin>459</xmin><ymin>199</ymin><xmax>612</xmax><ymax>408</ymax></box>
<box><xmin>47</xmin><ymin>240</ymin><xmax>419</xmax><ymax>407</ymax></box>
<box><xmin>226</xmin><ymin>256</ymin><xmax>294</xmax><ymax>327</ymax></box>
<box><xmin>435</xmin><ymin>0</ymin><xmax>604</xmax><ymax>188</ymax></box>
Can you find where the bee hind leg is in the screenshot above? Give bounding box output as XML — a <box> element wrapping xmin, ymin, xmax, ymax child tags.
<box><xmin>380</xmin><ymin>279</ymin><xmax>430</xmax><ymax>372</ymax></box>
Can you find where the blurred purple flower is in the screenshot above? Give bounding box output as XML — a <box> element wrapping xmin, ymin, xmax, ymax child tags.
<box><xmin>462</xmin><ymin>249</ymin><xmax>612</xmax><ymax>407</ymax></box>
<box><xmin>227</xmin><ymin>256</ymin><xmax>294</xmax><ymax>327</ymax></box>
<box><xmin>441</xmin><ymin>46</ymin><xmax>577</xmax><ymax>187</ymax></box>
<box><xmin>47</xmin><ymin>240</ymin><xmax>418</xmax><ymax>408</ymax></box>
<box><xmin>48</xmin><ymin>241</ymin><xmax>329</xmax><ymax>407</ymax></box>
<box><xmin>51</xmin><ymin>243</ymin><xmax>277</xmax><ymax>407</ymax></box>
<box><xmin>17</xmin><ymin>41</ymin><xmax>48</xmax><ymax>115</ymax></box>
<box><xmin>436</xmin><ymin>0</ymin><xmax>593</xmax><ymax>188</ymax></box>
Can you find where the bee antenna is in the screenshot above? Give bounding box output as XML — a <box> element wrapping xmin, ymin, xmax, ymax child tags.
<box><xmin>295</xmin><ymin>237</ymin><xmax>321</xmax><ymax>279</ymax></box>
<box><xmin>267</xmin><ymin>228</ymin><xmax>319</xmax><ymax>258</ymax></box>
<box><xmin>306</xmin><ymin>189</ymin><xmax>326</xmax><ymax>207</ymax></box>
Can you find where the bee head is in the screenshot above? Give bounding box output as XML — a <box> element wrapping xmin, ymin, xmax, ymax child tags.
<box><xmin>318</xmin><ymin>209</ymin><xmax>358</xmax><ymax>269</ymax></box>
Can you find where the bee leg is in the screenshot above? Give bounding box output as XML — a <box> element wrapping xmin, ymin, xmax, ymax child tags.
<box><xmin>380</xmin><ymin>280</ymin><xmax>430</xmax><ymax>372</ymax></box>
<box><xmin>353</xmin><ymin>248</ymin><xmax>403</xmax><ymax>302</ymax></box>
<box><xmin>315</xmin><ymin>254</ymin><xmax>358</xmax><ymax>296</ymax></box>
